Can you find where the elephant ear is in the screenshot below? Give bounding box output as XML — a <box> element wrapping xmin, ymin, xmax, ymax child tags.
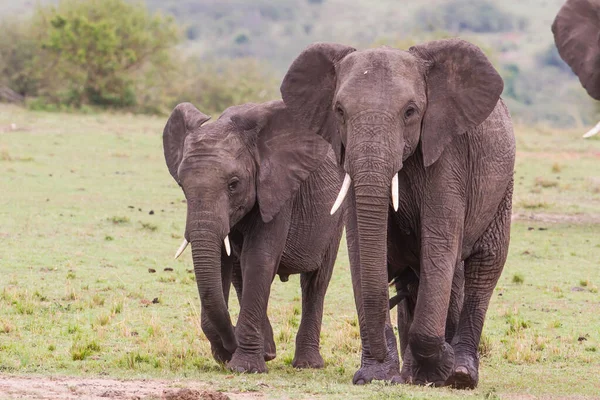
<box><xmin>552</xmin><ymin>0</ymin><xmax>600</xmax><ymax>100</ymax></box>
<box><xmin>280</xmin><ymin>42</ymin><xmax>356</xmax><ymax>165</ymax></box>
<box><xmin>409</xmin><ymin>39</ymin><xmax>503</xmax><ymax>167</ymax></box>
<box><xmin>163</xmin><ymin>102</ymin><xmax>211</xmax><ymax>182</ymax></box>
<box><xmin>230</xmin><ymin>100</ymin><xmax>330</xmax><ymax>223</ymax></box>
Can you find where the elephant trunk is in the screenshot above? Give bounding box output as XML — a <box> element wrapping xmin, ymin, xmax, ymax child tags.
<box><xmin>189</xmin><ymin>223</ymin><xmax>236</xmax><ymax>353</ymax></box>
<box><xmin>353</xmin><ymin>171</ymin><xmax>393</xmax><ymax>362</ymax></box>
<box><xmin>345</xmin><ymin>116</ymin><xmax>403</xmax><ymax>362</ymax></box>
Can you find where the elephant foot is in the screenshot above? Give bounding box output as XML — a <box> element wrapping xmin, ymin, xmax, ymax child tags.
<box><xmin>399</xmin><ymin>342</ymin><xmax>454</xmax><ymax>387</ymax></box>
<box><xmin>227</xmin><ymin>351</ymin><xmax>267</xmax><ymax>373</ymax></box>
<box><xmin>210</xmin><ymin>343</ymin><xmax>233</xmax><ymax>364</ymax></box>
<box><xmin>292</xmin><ymin>349</ymin><xmax>324</xmax><ymax>369</ymax></box>
<box><xmin>446</xmin><ymin>353</ymin><xmax>479</xmax><ymax>389</ymax></box>
<box><xmin>352</xmin><ymin>326</ymin><xmax>400</xmax><ymax>385</ymax></box>
<box><xmin>264</xmin><ymin>337</ymin><xmax>276</xmax><ymax>362</ymax></box>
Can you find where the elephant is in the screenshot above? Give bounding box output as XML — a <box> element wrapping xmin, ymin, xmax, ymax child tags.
<box><xmin>280</xmin><ymin>39</ymin><xmax>516</xmax><ymax>389</ymax></box>
<box><xmin>162</xmin><ymin>99</ymin><xmax>345</xmax><ymax>373</ymax></box>
<box><xmin>552</xmin><ymin>0</ymin><xmax>600</xmax><ymax>137</ymax></box>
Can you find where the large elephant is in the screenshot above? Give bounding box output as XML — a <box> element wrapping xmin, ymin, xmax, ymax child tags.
<box><xmin>281</xmin><ymin>39</ymin><xmax>515</xmax><ymax>389</ymax></box>
<box><xmin>163</xmin><ymin>100</ymin><xmax>344</xmax><ymax>373</ymax></box>
<box><xmin>552</xmin><ymin>0</ymin><xmax>600</xmax><ymax>137</ymax></box>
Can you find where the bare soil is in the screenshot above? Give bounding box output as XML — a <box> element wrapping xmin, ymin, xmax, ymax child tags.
<box><xmin>0</xmin><ymin>376</ymin><xmax>262</xmax><ymax>400</ymax></box>
<box><xmin>512</xmin><ymin>212</ymin><xmax>600</xmax><ymax>224</ymax></box>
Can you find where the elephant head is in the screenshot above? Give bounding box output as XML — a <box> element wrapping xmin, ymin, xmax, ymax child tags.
<box><xmin>163</xmin><ymin>100</ymin><xmax>327</xmax><ymax>354</ymax></box>
<box><xmin>552</xmin><ymin>0</ymin><xmax>600</xmax><ymax>100</ymax></box>
<box><xmin>281</xmin><ymin>39</ymin><xmax>502</xmax><ymax>361</ymax></box>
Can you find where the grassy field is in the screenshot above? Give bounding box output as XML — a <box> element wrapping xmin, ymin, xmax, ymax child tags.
<box><xmin>0</xmin><ymin>104</ymin><xmax>599</xmax><ymax>399</ymax></box>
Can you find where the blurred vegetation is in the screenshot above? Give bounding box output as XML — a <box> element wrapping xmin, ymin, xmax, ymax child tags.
<box><xmin>415</xmin><ymin>0</ymin><xmax>529</xmax><ymax>34</ymax></box>
<box><xmin>0</xmin><ymin>0</ymin><xmax>598</xmax><ymax>125</ymax></box>
<box><xmin>0</xmin><ymin>0</ymin><xmax>278</xmax><ymax>115</ymax></box>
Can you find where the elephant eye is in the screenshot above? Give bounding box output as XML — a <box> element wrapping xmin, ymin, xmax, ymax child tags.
<box><xmin>335</xmin><ymin>104</ymin><xmax>345</xmax><ymax>119</ymax></box>
<box><xmin>228</xmin><ymin>178</ymin><xmax>239</xmax><ymax>192</ymax></box>
<box><xmin>404</xmin><ymin>107</ymin><xmax>416</xmax><ymax>119</ymax></box>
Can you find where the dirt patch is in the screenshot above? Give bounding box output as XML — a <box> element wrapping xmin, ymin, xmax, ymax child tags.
<box><xmin>0</xmin><ymin>376</ymin><xmax>250</xmax><ymax>400</ymax></box>
<box><xmin>512</xmin><ymin>212</ymin><xmax>600</xmax><ymax>224</ymax></box>
<box><xmin>517</xmin><ymin>151</ymin><xmax>600</xmax><ymax>160</ymax></box>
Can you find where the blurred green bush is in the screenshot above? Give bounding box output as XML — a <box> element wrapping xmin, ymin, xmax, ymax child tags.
<box><xmin>0</xmin><ymin>0</ymin><xmax>278</xmax><ymax>115</ymax></box>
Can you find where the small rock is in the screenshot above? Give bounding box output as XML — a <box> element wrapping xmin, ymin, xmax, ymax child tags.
<box><xmin>148</xmin><ymin>268</ymin><xmax>156</xmax><ymax>273</ymax></box>
<box><xmin>528</xmin><ymin>227</ymin><xmax>534</xmax><ymax>231</ymax></box>
<box><xmin>149</xmin><ymin>210</ymin><xmax>154</xmax><ymax>215</ymax></box>
<box><xmin>10</xmin><ymin>123</ymin><xmax>17</xmax><ymax>130</ymax></box>
<box><xmin>152</xmin><ymin>297</ymin><xmax>160</xmax><ymax>304</ymax></box>
<box><xmin>538</xmin><ymin>227</ymin><xmax>548</xmax><ymax>231</ymax></box>
<box><xmin>138</xmin><ymin>208</ymin><xmax>142</xmax><ymax>212</ymax></box>
<box><xmin>578</xmin><ymin>336</ymin><xmax>588</xmax><ymax>342</ymax></box>
<box><xmin>164</xmin><ymin>267</ymin><xmax>173</xmax><ymax>272</ymax></box>
<box><xmin>128</xmin><ymin>205</ymin><xmax>135</xmax><ymax>209</ymax></box>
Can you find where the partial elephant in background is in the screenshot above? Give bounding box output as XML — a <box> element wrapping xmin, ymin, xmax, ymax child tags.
<box><xmin>281</xmin><ymin>39</ymin><xmax>515</xmax><ymax>389</ymax></box>
<box><xmin>552</xmin><ymin>0</ymin><xmax>600</xmax><ymax>137</ymax></box>
<box><xmin>163</xmin><ymin>100</ymin><xmax>344</xmax><ymax>373</ymax></box>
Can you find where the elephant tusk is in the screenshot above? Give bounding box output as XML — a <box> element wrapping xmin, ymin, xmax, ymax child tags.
<box><xmin>391</xmin><ymin>173</ymin><xmax>399</xmax><ymax>212</ymax></box>
<box><xmin>224</xmin><ymin>235</ymin><xmax>231</xmax><ymax>256</ymax></box>
<box><xmin>583</xmin><ymin>121</ymin><xmax>600</xmax><ymax>138</ymax></box>
<box><xmin>174</xmin><ymin>238</ymin><xmax>188</xmax><ymax>259</ymax></box>
<box><xmin>330</xmin><ymin>173</ymin><xmax>351</xmax><ymax>215</ymax></box>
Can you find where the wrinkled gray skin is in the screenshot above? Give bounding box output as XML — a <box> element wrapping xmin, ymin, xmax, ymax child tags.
<box><xmin>281</xmin><ymin>39</ymin><xmax>516</xmax><ymax>389</ymax></box>
<box><xmin>552</xmin><ymin>0</ymin><xmax>600</xmax><ymax>101</ymax></box>
<box><xmin>553</xmin><ymin>0</ymin><xmax>600</xmax><ymax>138</ymax></box>
<box><xmin>163</xmin><ymin>100</ymin><xmax>344</xmax><ymax>373</ymax></box>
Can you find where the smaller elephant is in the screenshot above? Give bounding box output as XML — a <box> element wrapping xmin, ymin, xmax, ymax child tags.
<box><xmin>163</xmin><ymin>100</ymin><xmax>345</xmax><ymax>373</ymax></box>
<box><xmin>552</xmin><ymin>0</ymin><xmax>600</xmax><ymax>137</ymax></box>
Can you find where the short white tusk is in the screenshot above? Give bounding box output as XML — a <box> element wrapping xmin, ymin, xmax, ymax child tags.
<box><xmin>583</xmin><ymin>121</ymin><xmax>600</xmax><ymax>138</ymax></box>
<box><xmin>330</xmin><ymin>173</ymin><xmax>352</xmax><ymax>215</ymax></box>
<box><xmin>174</xmin><ymin>238</ymin><xmax>188</xmax><ymax>259</ymax></box>
<box><xmin>224</xmin><ymin>235</ymin><xmax>231</xmax><ymax>256</ymax></box>
<box><xmin>391</xmin><ymin>173</ymin><xmax>399</xmax><ymax>212</ymax></box>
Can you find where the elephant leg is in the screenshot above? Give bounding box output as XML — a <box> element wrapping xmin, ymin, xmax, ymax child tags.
<box><xmin>447</xmin><ymin>183</ymin><xmax>512</xmax><ymax>390</ymax></box>
<box><xmin>202</xmin><ymin>253</ymin><xmax>235</xmax><ymax>364</ymax></box>
<box><xmin>346</xmin><ymin>191</ymin><xmax>401</xmax><ymax>385</ymax></box>
<box><xmin>394</xmin><ymin>269</ymin><xmax>418</xmax><ymax>359</ymax></box>
<box><xmin>292</xmin><ymin>228</ymin><xmax>342</xmax><ymax>369</ymax></box>
<box><xmin>446</xmin><ymin>261</ymin><xmax>465</xmax><ymax>345</ymax></box>
<box><xmin>227</xmin><ymin>215</ymin><xmax>289</xmax><ymax>374</ymax></box>
<box><xmin>400</xmin><ymin>190</ymin><xmax>464</xmax><ymax>387</ymax></box>
<box><xmin>232</xmin><ymin>261</ymin><xmax>276</xmax><ymax>361</ymax></box>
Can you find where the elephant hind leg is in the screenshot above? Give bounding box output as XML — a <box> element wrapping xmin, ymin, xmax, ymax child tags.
<box><xmin>292</xmin><ymin>229</ymin><xmax>342</xmax><ymax>369</ymax></box>
<box><xmin>447</xmin><ymin>180</ymin><xmax>513</xmax><ymax>389</ymax></box>
<box><xmin>394</xmin><ymin>268</ymin><xmax>418</xmax><ymax>359</ymax></box>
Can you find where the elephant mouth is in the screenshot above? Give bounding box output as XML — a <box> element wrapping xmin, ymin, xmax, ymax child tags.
<box><xmin>173</xmin><ymin>234</ymin><xmax>231</xmax><ymax>259</ymax></box>
<box><xmin>329</xmin><ymin>172</ymin><xmax>399</xmax><ymax>215</ymax></box>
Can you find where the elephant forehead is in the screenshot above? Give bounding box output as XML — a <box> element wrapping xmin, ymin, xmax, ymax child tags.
<box><xmin>336</xmin><ymin>50</ymin><xmax>425</xmax><ymax>113</ymax></box>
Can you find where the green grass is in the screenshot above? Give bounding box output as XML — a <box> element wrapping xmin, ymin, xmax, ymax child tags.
<box><xmin>1</xmin><ymin>104</ymin><xmax>599</xmax><ymax>399</ymax></box>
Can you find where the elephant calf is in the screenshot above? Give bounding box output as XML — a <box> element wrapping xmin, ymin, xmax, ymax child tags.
<box><xmin>162</xmin><ymin>100</ymin><xmax>344</xmax><ymax>373</ymax></box>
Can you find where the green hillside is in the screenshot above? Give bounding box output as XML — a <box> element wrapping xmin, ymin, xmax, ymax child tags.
<box><xmin>1</xmin><ymin>0</ymin><xmax>597</xmax><ymax>127</ymax></box>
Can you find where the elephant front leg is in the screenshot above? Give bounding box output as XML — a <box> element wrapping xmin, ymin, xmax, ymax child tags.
<box><xmin>232</xmin><ymin>262</ymin><xmax>276</xmax><ymax>362</ymax></box>
<box><xmin>227</xmin><ymin>260</ymin><xmax>276</xmax><ymax>373</ymax></box>
<box><xmin>399</xmin><ymin>197</ymin><xmax>464</xmax><ymax>387</ymax></box>
<box><xmin>227</xmin><ymin>217</ymin><xmax>288</xmax><ymax>374</ymax></box>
